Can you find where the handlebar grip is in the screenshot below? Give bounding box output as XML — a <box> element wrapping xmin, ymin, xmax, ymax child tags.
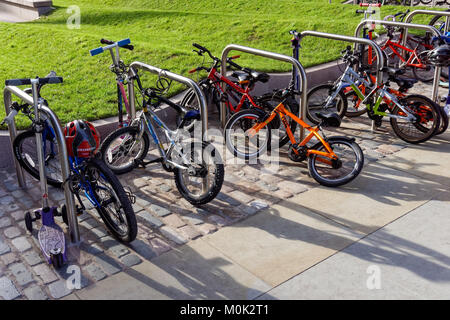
<box><xmin>100</xmin><ymin>38</ymin><xmax>114</xmax><ymax>45</ymax></box>
<box><xmin>40</xmin><ymin>77</ymin><xmax>63</xmax><ymax>84</ymax></box>
<box><xmin>5</xmin><ymin>79</ymin><xmax>31</xmax><ymax>86</ymax></box>
<box><xmin>356</xmin><ymin>10</ymin><xmax>365</xmax><ymax>13</ymax></box>
<box><xmin>90</xmin><ymin>47</ymin><xmax>104</xmax><ymax>56</ymax></box>
<box><xmin>193</xmin><ymin>43</ymin><xmax>207</xmax><ymax>52</ymax></box>
<box><xmin>117</xmin><ymin>38</ymin><xmax>133</xmax><ymax>50</ymax></box>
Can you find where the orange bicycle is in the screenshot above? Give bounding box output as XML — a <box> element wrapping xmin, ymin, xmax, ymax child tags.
<box><xmin>225</xmin><ymin>87</ymin><xmax>364</xmax><ymax>187</ymax></box>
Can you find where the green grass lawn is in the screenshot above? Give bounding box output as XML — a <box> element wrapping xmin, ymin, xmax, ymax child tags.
<box><xmin>0</xmin><ymin>0</ymin><xmax>439</xmax><ymax>129</ymax></box>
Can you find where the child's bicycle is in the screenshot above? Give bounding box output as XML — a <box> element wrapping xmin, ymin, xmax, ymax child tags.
<box><xmin>306</xmin><ymin>46</ymin><xmax>442</xmax><ymax>144</ymax></box>
<box><xmin>3</xmin><ymin>74</ymin><xmax>137</xmax><ymax>243</ymax></box>
<box><xmin>225</xmin><ymin>83</ymin><xmax>364</xmax><ymax>187</ymax></box>
<box><xmin>91</xmin><ymin>40</ymin><xmax>225</xmax><ymax>206</ymax></box>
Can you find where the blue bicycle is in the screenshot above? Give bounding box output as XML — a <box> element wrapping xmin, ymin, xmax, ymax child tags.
<box><xmin>4</xmin><ymin>74</ymin><xmax>137</xmax><ymax>243</ymax></box>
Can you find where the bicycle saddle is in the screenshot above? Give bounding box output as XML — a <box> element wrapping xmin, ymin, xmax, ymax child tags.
<box><xmin>315</xmin><ymin>112</ymin><xmax>341</xmax><ymax>128</ymax></box>
<box><xmin>232</xmin><ymin>70</ymin><xmax>270</xmax><ymax>84</ymax></box>
<box><xmin>392</xmin><ymin>77</ymin><xmax>417</xmax><ymax>91</ymax></box>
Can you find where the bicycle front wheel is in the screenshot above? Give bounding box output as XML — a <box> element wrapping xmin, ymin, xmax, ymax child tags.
<box><xmin>390</xmin><ymin>95</ymin><xmax>441</xmax><ymax>144</ymax></box>
<box><xmin>224</xmin><ymin>109</ymin><xmax>272</xmax><ymax>160</ymax></box>
<box><xmin>13</xmin><ymin>129</ymin><xmax>63</xmax><ymax>188</ymax></box>
<box><xmin>306</xmin><ymin>84</ymin><xmax>347</xmax><ymax>125</ymax></box>
<box><xmin>308</xmin><ymin>137</ymin><xmax>364</xmax><ymax>187</ymax></box>
<box><xmin>86</xmin><ymin>158</ymin><xmax>137</xmax><ymax>243</ymax></box>
<box><xmin>100</xmin><ymin>126</ymin><xmax>150</xmax><ymax>175</ymax></box>
<box><xmin>173</xmin><ymin>142</ymin><xmax>224</xmax><ymax>206</ymax></box>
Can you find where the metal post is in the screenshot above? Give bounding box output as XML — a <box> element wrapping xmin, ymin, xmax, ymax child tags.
<box><xmin>300</xmin><ymin>31</ymin><xmax>384</xmax><ymax>133</ymax></box>
<box><xmin>128</xmin><ymin>62</ymin><xmax>208</xmax><ymax>140</ymax></box>
<box><xmin>220</xmin><ymin>44</ymin><xmax>307</xmax><ymax>140</ymax></box>
<box><xmin>403</xmin><ymin>10</ymin><xmax>450</xmax><ymax>102</ymax></box>
<box><xmin>3</xmin><ymin>88</ymin><xmax>27</xmax><ymax>188</ymax></box>
<box><xmin>3</xmin><ymin>86</ymin><xmax>80</xmax><ymax>244</ymax></box>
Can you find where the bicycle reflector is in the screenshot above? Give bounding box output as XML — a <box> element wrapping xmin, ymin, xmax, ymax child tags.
<box><xmin>64</xmin><ymin>120</ymin><xmax>100</xmax><ymax>158</ymax></box>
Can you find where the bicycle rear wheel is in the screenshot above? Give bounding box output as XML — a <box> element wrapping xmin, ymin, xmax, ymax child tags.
<box><xmin>13</xmin><ymin>129</ymin><xmax>63</xmax><ymax>188</ymax></box>
<box><xmin>412</xmin><ymin>51</ymin><xmax>436</xmax><ymax>83</ymax></box>
<box><xmin>308</xmin><ymin>137</ymin><xmax>364</xmax><ymax>187</ymax></box>
<box><xmin>435</xmin><ymin>105</ymin><xmax>449</xmax><ymax>135</ymax></box>
<box><xmin>390</xmin><ymin>95</ymin><xmax>441</xmax><ymax>144</ymax></box>
<box><xmin>86</xmin><ymin>158</ymin><xmax>137</xmax><ymax>243</ymax></box>
<box><xmin>100</xmin><ymin>126</ymin><xmax>150</xmax><ymax>175</ymax></box>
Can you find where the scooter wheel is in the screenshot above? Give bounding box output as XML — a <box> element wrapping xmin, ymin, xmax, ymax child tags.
<box><xmin>51</xmin><ymin>252</ymin><xmax>64</xmax><ymax>269</ymax></box>
<box><xmin>24</xmin><ymin>212</ymin><xmax>33</xmax><ymax>233</ymax></box>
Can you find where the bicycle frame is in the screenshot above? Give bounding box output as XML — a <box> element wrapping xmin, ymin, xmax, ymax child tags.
<box><xmin>207</xmin><ymin>66</ymin><xmax>262</xmax><ymax>113</ymax></box>
<box><xmin>132</xmin><ymin>107</ymin><xmax>191</xmax><ymax>171</ymax></box>
<box><xmin>329</xmin><ymin>65</ymin><xmax>416</xmax><ymax>121</ymax></box>
<box><xmin>248</xmin><ymin>103</ymin><xmax>338</xmax><ymax>165</ymax></box>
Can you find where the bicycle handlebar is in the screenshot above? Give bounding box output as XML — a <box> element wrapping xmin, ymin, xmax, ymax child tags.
<box><xmin>90</xmin><ymin>38</ymin><xmax>133</xmax><ymax>56</ymax></box>
<box><xmin>356</xmin><ymin>9</ymin><xmax>375</xmax><ymax>14</ymax></box>
<box><xmin>359</xmin><ymin>3</ymin><xmax>381</xmax><ymax>7</ymax></box>
<box><xmin>5</xmin><ymin>73</ymin><xmax>63</xmax><ymax>87</ymax></box>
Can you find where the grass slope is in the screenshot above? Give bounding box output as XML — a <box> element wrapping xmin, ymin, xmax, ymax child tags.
<box><xmin>0</xmin><ymin>0</ymin><xmax>438</xmax><ymax>128</ymax></box>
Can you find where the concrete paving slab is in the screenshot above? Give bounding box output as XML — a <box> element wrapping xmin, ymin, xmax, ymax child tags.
<box><xmin>202</xmin><ymin>200</ymin><xmax>363</xmax><ymax>287</ymax></box>
<box><xmin>290</xmin><ymin>161</ymin><xmax>442</xmax><ymax>234</ymax></box>
<box><xmin>75</xmin><ymin>239</ymin><xmax>271</xmax><ymax>300</ymax></box>
<box><xmin>376</xmin><ymin>134</ymin><xmax>450</xmax><ymax>188</ymax></box>
<box><xmin>259</xmin><ymin>193</ymin><xmax>450</xmax><ymax>300</ymax></box>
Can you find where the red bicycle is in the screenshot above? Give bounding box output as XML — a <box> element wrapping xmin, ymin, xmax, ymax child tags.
<box><xmin>362</xmin><ymin>11</ymin><xmax>437</xmax><ymax>82</ymax></box>
<box><xmin>181</xmin><ymin>43</ymin><xmax>299</xmax><ymax>146</ymax></box>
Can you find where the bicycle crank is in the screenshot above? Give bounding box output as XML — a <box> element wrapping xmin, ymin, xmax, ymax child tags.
<box><xmin>288</xmin><ymin>143</ymin><xmax>308</xmax><ymax>162</ymax></box>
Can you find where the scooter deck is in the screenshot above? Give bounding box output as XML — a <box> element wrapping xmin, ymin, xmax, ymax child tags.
<box><xmin>38</xmin><ymin>224</ymin><xmax>66</xmax><ymax>261</ymax></box>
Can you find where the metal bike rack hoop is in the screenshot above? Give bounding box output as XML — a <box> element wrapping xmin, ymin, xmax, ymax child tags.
<box><xmin>355</xmin><ymin>19</ymin><xmax>442</xmax><ymax>103</ymax></box>
<box><xmin>403</xmin><ymin>10</ymin><xmax>450</xmax><ymax>102</ymax></box>
<box><xmin>3</xmin><ymin>86</ymin><xmax>80</xmax><ymax>244</ymax></box>
<box><xmin>220</xmin><ymin>44</ymin><xmax>308</xmax><ymax>139</ymax></box>
<box><xmin>128</xmin><ymin>61</ymin><xmax>209</xmax><ymax>140</ymax></box>
<box><xmin>299</xmin><ymin>31</ymin><xmax>384</xmax><ymax>132</ymax></box>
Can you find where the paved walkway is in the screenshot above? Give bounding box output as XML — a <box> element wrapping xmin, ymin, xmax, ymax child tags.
<box><xmin>0</xmin><ymin>79</ymin><xmax>449</xmax><ymax>300</ymax></box>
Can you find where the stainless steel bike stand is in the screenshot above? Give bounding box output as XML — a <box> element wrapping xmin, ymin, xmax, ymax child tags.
<box><xmin>403</xmin><ymin>10</ymin><xmax>450</xmax><ymax>103</ymax></box>
<box><xmin>127</xmin><ymin>61</ymin><xmax>209</xmax><ymax>141</ymax></box>
<box><xmin>220</xmin><ymin>44</ymin><xmax>308</xmax><ymax>140</ymax></box>
<box><xmin>3</xmin><ymin>86</ymin><xmax>80</xmax><ymax>244</ymax></box>
<box><xmin>356</xmin><ymin>19</ymin><xmax>442</xmax><ymax>104</ymax></box>
<box><xmin>298</xmin><ymin>31</ymin><xmax>385</xmax><ymax>133</ymax></box>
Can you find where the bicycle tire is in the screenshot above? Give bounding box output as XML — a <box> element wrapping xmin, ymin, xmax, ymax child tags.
<box><xmin>255</xmin><ymin>92</ymin><xmax>299</xmax><ymax>147</ymax></box>
<box><xmin>173</xmin><ymin>141</ymin><xmax>224</xmax><ymax>206</ymax></box>
<box><xmin>100</xmin><ymin>126</ymin><xmax>150</xmax><ymax>175</ymax></box>
<box><xmin>224</xmin><ymin>109</ymin><xmax>272</xmax><ymax>160</ymax></box>
<box><xmin>390</xmin><ymin>94</ymin><xmax>441</xmax><ymax>144</ymax></box>
<box><xmin>435</xmin><ymin>104</ymin><xmax>449</xmax><ymax>135</ymax></box>
<box><xmin>13</xmin><ymin>129</ymin><xmax>63</xmax><ymax>188</ymax></box>
<box><xmin>178</xmin><ymin>82</ymin><xmax>215</xmax><ymax>132</ymax></box>
<box><xmin>87</xmin><ymin>157</ymin><xmax>137</xmax><ymax>243</ymax></box>
<box><xmin>308</xmin><ymin>137</ymin><xmax>364</xmax><ymax>187</ymax></box>
<box><xmin>412</xmin><ymin>51</ymin><xmax>436</xmax><ymax>83</ymax></box>
<box><xmin>306</xmin><ymin>84</ymin><xmax>347</xmax><ymax>125</ymax></box>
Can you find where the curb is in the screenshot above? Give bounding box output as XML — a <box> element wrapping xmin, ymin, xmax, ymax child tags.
<box><xmin>0</xmin><ymin>59</ymin><xmax>344</xmax><ymax>170</ymax></box>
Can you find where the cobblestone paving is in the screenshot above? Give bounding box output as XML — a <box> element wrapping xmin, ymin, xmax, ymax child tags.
<box><xmin>0</xmin><ymin>79</ymin><xmax>447</xmax><ymax>300</ymax></box>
